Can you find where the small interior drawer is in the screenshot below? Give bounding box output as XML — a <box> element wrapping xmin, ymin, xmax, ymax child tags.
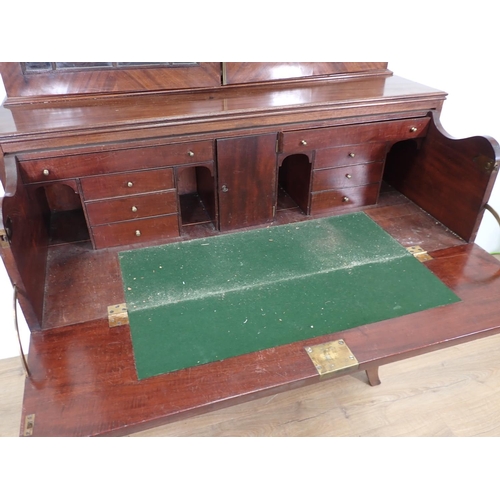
<box><xmin>91</xmin><ymin>214</ymin><xmax>180</xmax><ymax>249</ymax></box>
<box><xmin>279</xmin><ymin>117</ymin><xmax>430</xmax><ymax>154</ymax></box>
<box><xmin>86</xmin><ymin>190</ymin><xmax>178</xmax><ymax>226</ymax></box>
<box><xmin>314</xmin><ymin>143</ymin><xmax>386</xmax><ymax>169</ymax></box>
<box><xmin>312</xmin><ymin>162</ymin><xmax>384</xmax><ymax>191</ymax></box>
<box><xmin>81</xmin><ymin>168</ymin><xmax>175</xmax><ymax>201</ymax></box>
<box><xmin>310</xmin><ymin>184</ymin><xmax>380</xmax><ymax>215</ymax></box>
<box><xmin>19</xmin><ymin>141</ymin><xmax>213</xmax><ymax>183</ymax></box>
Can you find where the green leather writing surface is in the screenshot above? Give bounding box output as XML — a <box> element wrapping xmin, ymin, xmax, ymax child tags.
<box><xmin>119</xmin><ymin>213</ymin><xmax>460</xmax><ymax>379</ymax></box>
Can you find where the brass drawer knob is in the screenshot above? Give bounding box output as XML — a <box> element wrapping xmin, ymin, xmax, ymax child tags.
<box><xmin>42</xmin><ymin>169</ymin><xmax>50</xmax><ymax>176</ymax></box>
<box><xmin>300</xmin><ymin>140</ymin><xmax>307</xmax><ymax>146</ymax></box>
<box><xmin>135</xmin><ymin>230</ymin><xmax>141</xmax><ymax>237</ymax></box>
<box><xmin>410</xmin><ymin>126</ymin><xmax>418</xmax><ymax>132</ymax></box>
<box><xmin>342</xmin><ymin>196</ymin><xmax>350</xmax><ymax>202</ymax></box>
<box><xmin>127</xmin><ymin>181</ymin><xmax>134</xmax><ymax>188</ymax></box>
<box><xmin>131</xmin><ymin>206</ymin><xmax>138</xmax><ymax>213</ymax></box>
<box><xmin>188</xmin><ymin>151</ymin><xmax>195</xmax><ymax>157</ymax></box>
<box><xmin>345</xmin><ymin>174</ymin><xmax>352</xmax><ymax>179</ymax></box>
<box><xmin>348</xmin><ymin>152</ymin><xmax>356</xmax><ymax>158</ymax></box>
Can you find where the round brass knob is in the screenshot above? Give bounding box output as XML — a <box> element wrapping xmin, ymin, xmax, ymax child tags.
<box><xmin>42</xmin><ymin>169</ymin><xmax>50</xmax><ymax>176</ymax></box>
<box><xmin>131</xmin><ymin>206</ymin><xmax>138</xmax><ymax>213</ymax></box>
<box><xmin>348</xmin><ymin>152</ymin><xmax>356</xmax><ymax>158</ymax></box>
<box><xmin>342</xmin><ymin>196</ymin><xmax>350</xmax><ymax>202</ymax></box>
<box><xmin>188</xmin><ymin>151</ymin><xmax>195</xmax><ymax>157</ymax></box>
<box><xmin>410</xmin><ymin>126</ymin><xmax>418</xmax><ymax>132</ymax></box>
<box><xmin>127</xmin><ymin>182</ymin><xmax>134</xmax><ymax>188</ymax></box>
<box><xmin>300</xmin><ymin>140</ymin><xmax>307</xmax><ymax>146</ymax></box>
<box><xmin>346</xmin><ymin>174</ymin><xmax>352</xmax><ymax>179</ymax></box>
<box><xmin>135</xmin><ymin>230</ymin><xmax>141</xmax><ymax>237</ymax></box>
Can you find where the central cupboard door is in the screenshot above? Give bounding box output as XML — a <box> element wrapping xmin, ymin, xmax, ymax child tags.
<box><xmin>217</xmin><ymin>134</ymin><xmax>277</xmax><ymax>231</ymax></box>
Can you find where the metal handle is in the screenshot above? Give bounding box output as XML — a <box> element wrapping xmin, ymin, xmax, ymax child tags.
<box><xmin>348</xmin><ymin>153</ymin><xmax>355</xmax><ymax>158</ymax></box>
<box><xmin>342</xmin><ymin>196</ymin><xmax>350</xmax><ymax>202</ymax></box>
<box><xmin>42</xmin><ymin>169</ymin><xmax>50</xmax><ymax>176</ymax></box>
<box><xmin>300</xmin><ymin>140</ymin><xmax>307</xmax><ymax>146</ymax></box>
<box><xmin>131</xmin><ymin>206</ymin><xmax>138</xmax><ymax>213</ymax></box>
<box><xmin>485</xmin><ymin>203</ymin><xmax>500</xmax><ymax>227</ymax></box>
<box><xmin>221</xmin><ymin>184</ymin><xmax>229</xmax><ymax>193</ymax></box>
<box><xmin>410</xmin><ymin>126</ymin><xmax>418</xmax><ymax>132</ymax></box>
<box><xmin>13</xmin><ymin>285</ymin><xmax>30</xmax><ymax>378</ymax></box>
<box><xmin>127</xmin><ymin>182</ymin><xmax>134</xmax><ymax>188</ymax></box>
<box><xmin>345</xmin><ymin>174</ymin><xmax>352</xmax><ymax>179</ymax></box>
<box><xmin>135</xmin><ymin>230</ymin><xmax>141</xmax><ymax>237</ymax></box>
<box><xmin>188</xmin><ymin>151</ymin><xmax>195</xmax><ymax>157</ymax></box>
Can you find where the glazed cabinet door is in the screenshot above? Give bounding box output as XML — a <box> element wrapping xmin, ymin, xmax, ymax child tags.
<box><xmin>216</xmin><ymin>134</ymin><xmax>277</xmax><ymax>231</ymax></box>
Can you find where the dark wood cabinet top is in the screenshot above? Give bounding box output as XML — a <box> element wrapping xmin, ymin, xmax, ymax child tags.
<box><xmin>0</xmin><ymin>74</ymin><xmax>446</xmax><ymax>152</ymax></box>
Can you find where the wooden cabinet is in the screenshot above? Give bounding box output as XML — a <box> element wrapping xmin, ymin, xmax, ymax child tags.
<box><xmin>1</xmin><ymin>62</ymin><xmax>499</xmax><ymax>437</ymax></box>
<box><xmin>277</xmin><ymin>117</ymin><xmax>431</xmax><ymax>217</ymax></box>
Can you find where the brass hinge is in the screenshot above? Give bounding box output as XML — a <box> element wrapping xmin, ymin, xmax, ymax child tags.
<box><xmin>473</xmin><ymin>155</ymin><xmax>498</xmax><ymax>173</ymax></box>
<box><xmin>0</xmin><ymin>228</ymin><xmax>11</xmax><ymax>248</ymax></box>
<box><xmin>406</xmin><ymin>245</ymin><xmax>433</xmax><ymax>262</ymax></box>
<box><xmin>305</xmin><ymin>339</ymin><xmax>359</xmax><ymax>378</ymax></box>
<box><xmin>23</xmin><ymin>414</ymin><xmax>35</xmax><ymax>436</ymax></box>
<box><xmin>107</xmin><ymin>303</ymin><xmax>129</xmax><ymax>328</ymax></box>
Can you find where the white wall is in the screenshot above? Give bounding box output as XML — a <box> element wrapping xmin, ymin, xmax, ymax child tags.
<box><xmin>0</xmin><ymin>63</ymin><xmax>499</xmax><ymax>360</ymax></box>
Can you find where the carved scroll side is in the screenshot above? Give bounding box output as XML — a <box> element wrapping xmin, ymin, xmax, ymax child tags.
<box><xmin>0</xmin><ymin>155</ymin><xmax>18</xmax><ymax>247</ymax></box>
<box><xmin>384</xmin><ymin>110</ymin><xmax>500</xmax><ymax>243</ymax></box>
<box><xmin>0</xmin><ymin>154</ymin><xmax>47</xmax><ymax>330</ymax></box>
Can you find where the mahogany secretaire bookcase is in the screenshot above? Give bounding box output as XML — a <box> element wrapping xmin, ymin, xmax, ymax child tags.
<box><xmin>1</xmin><ymin>62</ymin><xmax>499</xmax><ymax>436</ymax></box>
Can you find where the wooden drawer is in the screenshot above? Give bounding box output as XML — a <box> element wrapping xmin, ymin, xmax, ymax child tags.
<box><xmin>314</xmin><ymin>143</ymin><xmax>386</xmax><ymax>169</ymax></box>
<box><xmin>86</xmin><ymin>190</ymin><xmax>177</xmax><ymax>225</ymax></box>
<box><xmin>91</xmin><ymin>214</ymin><xmax>180</xmax><ymax>249</ymax></box>
<box><xmin>19</xmin><ymin>140</ymin><xmax>213</xmax><ymax>183</ymax></box>
<box><xmin>310</xmin><ymin>184</ymin><xmax>380</xmax><ymax>215</ymax></box>
<box><xmin>81</xmin><ymin>168</ymin><xmax>175</xmax><ymax>201</ymax></box>
<box><xmin>279</xmin><ymin>117</ymin><xmax>430</xmax><ymax>154</ymax></box>
<box><xmin>312</xmin><ymin>162</ymin><xmax>384</xmax><ymax>191</ymax></box>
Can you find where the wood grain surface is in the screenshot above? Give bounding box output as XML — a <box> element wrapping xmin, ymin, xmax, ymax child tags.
<box><xmin>3</xmin><ymin>329</ymin><xmax>500</xmax><ymax>437</ymax></box>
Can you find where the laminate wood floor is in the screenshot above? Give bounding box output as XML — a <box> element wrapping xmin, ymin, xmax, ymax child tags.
<box><xmin>2</xmin><ymin>331</ymin><xmax>500</xmax><ymax>437</ymax></box>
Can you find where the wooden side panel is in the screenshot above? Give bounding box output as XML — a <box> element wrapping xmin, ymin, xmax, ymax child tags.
<box><xmin>196</xmin><ymin>166</ymin><xmax>217</xmax><ymax>223</ymax></box>
<box><xmin>384</xmin><ymin>111</ymin><xmax>500</xmax><ymax>242</ymax></box>
<box><xmin>0</xmin><ymin>155</ymin><xmax>48</xmax><ymax>329</ymax></box>
<box><xmin>217</xmin><ymin>134</ymin><xmax>277</xmax><ymax>231</ymax></box>
<box><xmin>278</xmin><ymin>154</ymin><xmax>312</xmax><ymax>213</ymax></box>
